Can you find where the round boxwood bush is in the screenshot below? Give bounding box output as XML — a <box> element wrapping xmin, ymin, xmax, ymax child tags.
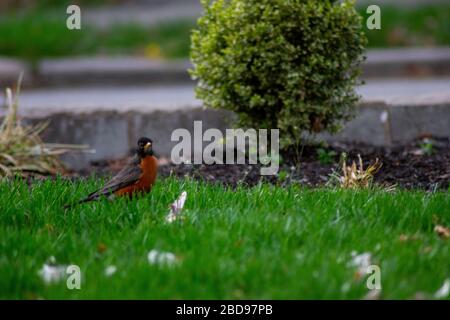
<box><xmin>190</xmin><ymin>0</ymin><xmax>367</xmax><ymax>146</ymax></box>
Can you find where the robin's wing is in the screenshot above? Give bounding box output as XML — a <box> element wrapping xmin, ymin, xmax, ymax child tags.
<box><xmin>86</xmin><ymin>156</ymin><xmax>142</xmax><ymax>200</ymax></box>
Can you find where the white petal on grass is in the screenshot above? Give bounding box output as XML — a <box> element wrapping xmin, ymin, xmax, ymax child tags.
<box><xmin>105</xmin><ymin>265</ymin><xmax>117</xmax><ymax>277</ymax></box>
<box><xmin>147</xmin><ymin>250</ymin><xmax>178</xmax><ymax>267</ymax></box>
<box><xmin>38</xmin><ymin>264</ymin><xmax>66</xmax><ymax>284</ymax></box>
<box><xmin>166</xmin><ymin>191</ymin><xmax>187</xmax><ymax>223</ymax></box>
<box><xmin>434</xmin><ymin>279</ymin><xmax>450</xmax><ymax>299</ymax></box>
<box><xmin>349</xmin><ymin>251</ymin><xmax>372</xmax><ymax>274</ymax></box>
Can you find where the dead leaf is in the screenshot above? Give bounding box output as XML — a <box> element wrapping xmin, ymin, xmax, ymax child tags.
<box><xmin>434</xmin><ymin>225</ymin><xmax>450</xmax><ymax>239</ymax></box>
<box><xmin>97</xmin><ymin>242</ymin><xmax>107</xmax><ymax>253</ymax></box>
<box><xmin>363</xmin><ymin>289</ymin><xmax>382</xmax><ymax>300</ymax></box>
<box><xmin>399</xmin><ymin>234</ymin><xmax>409</xmax><ymax>242</ymax></box>
<box><xmin>399</xmin><ymin>234</ymin><xmax>420</xmax><ymax>242</ymax></box>
<box><xmin>412</xmin><ymin>292</ymin><xmax>427</xmax><ymax>300</ymax></box>
<box><xmin>421</xmin><ymin>246</ymin><xmax>433</xmax><ymax>254</ymax></box>
<box><xmin>44</xmin><ymin>223</ymin><xmax>55</xmax><ymax>234</ymax></box>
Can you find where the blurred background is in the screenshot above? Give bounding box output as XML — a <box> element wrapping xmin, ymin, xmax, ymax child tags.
<box><xmin>0</xmin><ymin>0</ymin><xmax>448</xmax><ymax>64</ymax></box>
<box><xmin>0</xmin><ymin>0</ymin><xmax>449</xmax><ymax>169</ymax></box>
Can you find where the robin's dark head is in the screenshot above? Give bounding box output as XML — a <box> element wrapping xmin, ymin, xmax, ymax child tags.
<box><xmin>137</xmin><ymin>137</ymin><xmax>154</xmax><ymax>158</ymax></box>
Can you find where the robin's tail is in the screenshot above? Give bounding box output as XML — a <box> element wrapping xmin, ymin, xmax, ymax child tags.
<box><xmin>63</xmin><ymin>195</ymin><xmax>97</xmax><ymax>210</ymax></box>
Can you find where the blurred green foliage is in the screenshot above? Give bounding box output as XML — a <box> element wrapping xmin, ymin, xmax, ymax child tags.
<box><xmin>0</xmin><ymin>3</ymin><xmax>448</xmax><ymax>63</ymax></box>
<box><xmin>0</xmin><ymin>12</ymin><xmax>194</xmax><ymax>63</ymax></box>
<box><xmin>1</xmin><ymin>0</ymin><xmax>121</xmax><ymax>11</ymax></box>
<box><xmin>363</xmin><ymin>5</ymin><xmax>450</xmax><ymax>47</ymax></box>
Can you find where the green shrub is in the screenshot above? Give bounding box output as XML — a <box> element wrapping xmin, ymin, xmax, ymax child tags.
<box><xmin>191</xmin><ymin>0</ymin><xmax>367</xmax><ymax>147</ymax></box>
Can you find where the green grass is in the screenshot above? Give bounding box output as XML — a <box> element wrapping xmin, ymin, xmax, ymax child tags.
<box><xmin>362</xmin><ymin>5</ymin><xmax>450</xmax><ymax>48</ymax></box>
<box><xmin>0</xmin><ymin>5</ymin><xmax>449</xmax><ymax>63</ymax></box>
<box><xmin>0</xmin><ymin>177</ymin><xmax>448</xmax><ymax>299</ymax></box>
<box><xmin>2</xmin><ymin>0</ymin><xmax>124</xmax><ymax>12</ymax></box>
<box><xmin>0</xmin><ymin>11</ymin><xmax>194</xmax><ymax>63</ymax></box>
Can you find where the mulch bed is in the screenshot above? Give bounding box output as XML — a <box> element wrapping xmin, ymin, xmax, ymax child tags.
<box><xmin>85</xmin><ymin>137</ymin><xmax>450</xmax><ymax>191</ymax></box>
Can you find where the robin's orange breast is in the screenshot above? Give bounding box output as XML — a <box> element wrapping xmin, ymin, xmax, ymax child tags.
<box><xmin>115</xmin><ymin>155</ymin><xmax>158</xmax><ymax>197</ymax></box>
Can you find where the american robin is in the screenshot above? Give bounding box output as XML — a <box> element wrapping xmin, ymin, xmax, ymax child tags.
<box><xmin>65</xmin><ymin>137</ymin><xmax>158</xmax><ymax>209</ymax></box>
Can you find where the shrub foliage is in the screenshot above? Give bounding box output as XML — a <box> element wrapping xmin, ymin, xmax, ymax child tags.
<box><xmin>191</xmin><ymin>0</ymin><xmax>367</xmax><ymax>146</ymax></box>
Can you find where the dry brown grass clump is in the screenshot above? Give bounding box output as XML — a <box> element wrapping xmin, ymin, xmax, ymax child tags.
<box><xmin>328</xmin><ymin>153</ymin><xmax>383</xmax><ymax>189</ymax></box>
<box><xmin>0</xmin><ymin>77</ymin><xmax>87</xmax><ymax>177</ymax></box>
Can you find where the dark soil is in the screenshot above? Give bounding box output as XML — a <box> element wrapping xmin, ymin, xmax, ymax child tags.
<box><xmin>83</xmin><ymin>137</ymin><xmax>450</xmax><ymax>191</ymax></box>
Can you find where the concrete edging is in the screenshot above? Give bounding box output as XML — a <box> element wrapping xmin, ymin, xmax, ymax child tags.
<box><xmin>23</xmin><ymin>101</ymin><xmax>450</xmax><ymax>170</ymax></box>
<box><xmin>1</xmin><ymin>48</ymin><xmax>450</xmax><ymax>88</ymax></box>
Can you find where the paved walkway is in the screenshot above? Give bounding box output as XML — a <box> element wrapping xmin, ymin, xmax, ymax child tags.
<box><xmin>357</xmin><ymin>77</ymin><xmax>450</xmax><ymax>105</ymax></box>
<box><xmin>83</xmin><ymin>3</ymin><xmax>202</xmax><ymax>28</ymax></box>
<box><xmin>69</xmin><ymin>0</ymin><xmax>449</xmax><ymax>28</ymax></box>
<box><xmin>2</xmin><ymin>48</ymin><xmax>450</xmax><ymax>88</ymax></box>
<box><xmin>2</xmin><ymin>78</ymin><xmax>449</xmax><ymax>117</ymax></box>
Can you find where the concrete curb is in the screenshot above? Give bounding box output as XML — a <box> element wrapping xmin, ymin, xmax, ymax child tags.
<box><xmin>0</xmin><ymin>58</ymin><xmax>33</xmax><ymax>87</ymax></box>
<box><xmin>1</xmin><ymin>76</ymin><xmax>449</xmax><ymax>169</ymax></box>
<box><xmin>37</xmin><ymin>58</ymin><xmax>193</xmax><ymax>87</ymax></box>
<box><xmin>1</xmin><ymin>48</ymin><xmax>450</xmax><ymax>88</ymax></box>
<box><xmin>363</xmin><ymin>48</ymin><xmax>450</xmax><ymax>79</ymax></box>
<box><xmin>18</xmin><ymin>101</ymin><xmax>449</xmax><ymax>170</ymax></box>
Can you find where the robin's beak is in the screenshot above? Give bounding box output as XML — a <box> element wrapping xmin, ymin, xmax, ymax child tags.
<box><xmin>144</xmin><ymin>142</ymin><xmax>152</xmax><ymax>152</ymax></box>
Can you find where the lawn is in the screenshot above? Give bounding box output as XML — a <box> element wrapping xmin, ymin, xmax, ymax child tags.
<box><xmin>0</xmin><ymin>5</ymin><xmax>449</xmax><ymax>62</ymax></box>
<box><xmin>362</xmin><ymin>5</ymin><xmax>450</xmax><ymax>47</ymax></box>
<box><xmin>0</xmin><ymin>13</ymin><xmax>194</xmax><ymax>63</ymax></box>
<box><xmin>0</xmin><ymin>177</ymin><xmax>448</xmax><ymax>299</ymax></box>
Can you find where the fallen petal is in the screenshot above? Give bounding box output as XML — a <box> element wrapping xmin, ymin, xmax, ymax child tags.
<box><xmin>105</xmin><ymin>265</ymin><xmax>117</xmax><ymax>277</ymax></box>
<box><xmin>147</xmin><ymin>250</ymin><xmax>178</xmax><ymax>267</ymax></box>
<box><xmin>349</xmin><ymin>252</ymin><xmax>372</xmax><ymax>275</ymax></box>
<box><xmin>38</xmin><ymin>264</ymin><xmax>66</xmax><ymax>284</ymax></box>
<box><xmin>165</xmin><ymin>191</ymin><xmax>187</xmax><ymax>223</ymax></box>
<box><xmin>434</xmin><ymin>279</ymin><xmax>450</xmax><ymax>299</ymax></box>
